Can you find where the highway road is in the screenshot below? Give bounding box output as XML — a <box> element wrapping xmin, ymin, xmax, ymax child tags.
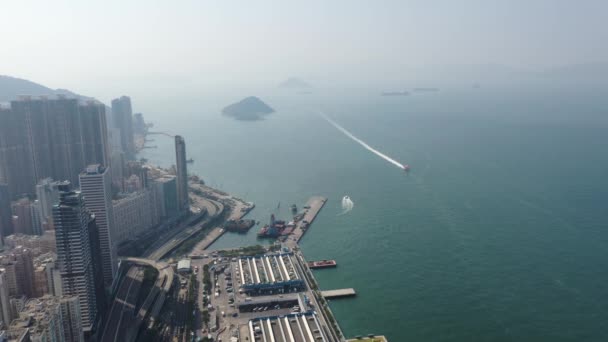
<box><xmin>146</xmin><ymin>197</ymin><xmax>223</xmax><ymax>261</ymax></box>
<box><xmin>101</xmin><ymin>267</ymin><xmax>144</xmax><ymax>342</ymax></box>
<box><xmin>102</xmin><ymin>192</ymin><xmax>227</xmax><ymax>342</ymax></box>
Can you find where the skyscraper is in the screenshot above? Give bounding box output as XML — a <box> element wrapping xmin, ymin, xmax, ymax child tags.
<box><xmin>36</xmin><ymin>178</ymin><xmax>61</xmax><ymax>230</ymax></box>
<box><xmin>87</xmin><ymin>214</ymin><xmax>107</xmax><ymax>322</ymax></box>
<box><xmin>79</xmin><ymin>100</ymin><xmax>110</xmax><ymax>168</ymax></box>
<box><xmin>0</xmin><ymin>183</ymin><xmax>13</xmax><ymax>239</ymax></box>
<box><xmin>31</xmin><ymin>199</ymin><xmax>44</xmax><ymax>235</ymax></box>
<box><xmin>152</xmin><ymin>175</ymin><xmax>178</xmax><ymax>218</ymax></box>
<box><xmin>53</xmin><ymin>182</ymin><xmax>98</xmax><ymax>332</ymax></box>
<box><xmin>0</xmin><ymin>270</ymin><xmax>13</xmax><ymax>327</ymax></box>
<box><xmin>175</xmin><ymin>135</ymin><xmax>189</xmax><ymax>212</ymax></box>
<box><xmin>0</xmin><ymin>106</ymin><xmax>34</xmax><ymax>197</ymax></box>
<box><xmin>0</xmin><ymin>96</ymin><xmax>109</xmax><ymax>198</ymax></box>
<box><xmin>0</xmin><ymin>247</ymin><xmax>36</xmax><ymax>299</ymax></box>
<box><xmin>111</xmin><ymin>96</ymin><xmax>135</xmax><ymax>158</ymax></box>
<box><xmin>79</xmin><ymin>165</ymin><xmax>117</xmax><ymax>287</ymax></box>
<box><xmin>11</xmin><ymin>198</ymin><xmax>33</xmax><ymax>235</ymax></box>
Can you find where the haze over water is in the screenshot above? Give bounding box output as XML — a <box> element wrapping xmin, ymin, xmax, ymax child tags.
<box><xmin>139</xmin><ymin>84</ymin><xmax>608</xmax><ymax>341</ymax></box>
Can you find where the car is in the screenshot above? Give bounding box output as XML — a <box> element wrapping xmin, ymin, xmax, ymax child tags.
<box><xmin>232</xmin><ymin>312</ymin><xmax>238</xmax><ymax>317</ymax></box>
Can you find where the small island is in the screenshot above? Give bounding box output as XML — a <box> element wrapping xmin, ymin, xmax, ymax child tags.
<box><xmin>278</xmin><ymin>77</ymin><xmax>312</xmax><ymax>89</ymax></box>
<box><xmin>221</xmin><ymin>96</ymin><xmax>275</xmax><ymax>121</ymax></box>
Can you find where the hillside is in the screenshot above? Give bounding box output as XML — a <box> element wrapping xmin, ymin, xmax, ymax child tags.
<box><xmin>0</xmin><ymin>75</ymin><xmax>92</xmax><ymax>102</ymax></box>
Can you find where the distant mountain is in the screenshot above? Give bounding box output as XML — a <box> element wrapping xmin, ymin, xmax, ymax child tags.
<box><xmin>222</xmin><ymin>96</ymin><xmax>275</xmax><ymax>121</ymax></box>
<box><xmin>278</xmin><ymin>77</ymin><xmax>312</xmax><ymax>89</ymax></box>
<box><xmin>0</xmin><ymin>75</ymin><xmax>92</xmax><ymax>102</ymax></box>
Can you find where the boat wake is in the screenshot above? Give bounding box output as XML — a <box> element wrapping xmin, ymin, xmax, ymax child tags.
<box><xmin>319</xmin><ymin>112</ymin><xmax>406</xmax><ymax>170</ymax></box>
<box><xmin>339</xmin><ymin>195</ymin><xmax>354</xmax><ymax>215</ymax></box>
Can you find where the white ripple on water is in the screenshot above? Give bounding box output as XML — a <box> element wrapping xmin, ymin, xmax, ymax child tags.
<box><xmin>319</xmin><ymin>111</ymin><xmax>407</xmax><ymax>170</ymax></box>
<box><xmin>339</xmin><ymin>195</ymin><xmax>354</xmax><ymax>216</ymax></box>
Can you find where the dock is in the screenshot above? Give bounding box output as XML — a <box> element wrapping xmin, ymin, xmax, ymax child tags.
<box><xmin>321</xmin><ymin>288</ymin><xmax>356</xmax><ymax>298</ymax></box>
<box><xmin>289</xmin><ymin>196</ymin><xmax>327</xmax><ymax>244</ymax></box>
<box><xmin>346</xmin><ymin>336</ymin><xmax>388</xmax><ymax>342</ymax></box>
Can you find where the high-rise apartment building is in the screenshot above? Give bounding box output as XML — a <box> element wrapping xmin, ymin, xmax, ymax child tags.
<box><xmin>111</xmin><ymin>96</ymin><xmax>135</xmax><ymax>158</ymax></box>
<box><xmin>79</xmin><ymin>165</ymin><xmax>116</xmax><ymax>287</ymax></box>
<box><xmin>36</xmin><ymin>178</ymin><xmax>61</xmax><ymax>230</ymax></box>
<box><xmin>80</xmin><ymin>101</ymin><xmax>109</xmax><ymax>168</ymax></box>
<box><xmin>152</xmin><ymin>175</ymin><xmax>178</xmax><ymax>218</ymax></box>
<box><xmin>87</xmin><ymin>214</ymin><xmax>107</xmax><ymax>323</ymax></box>
<box><xmin>0</xmin><ymin>104</ymin><xmax>38</xmax><ymax>198</ymax></box>
<box><xmin>0</xmin><ymin>247</ymin><xmax>35</xmax><ymax>298</ymax></box>
<box><xmin>0</xmin><ymin>96</ymin><xmax>109</xmax><ymax>198</ymax></box>
<box><xmin>0</xmin><ymin>270</ymin><xmax>13</xmax><ymax>328</ymax></box>
<box><xmin>0</xmin><ymin>183</ymin><xmax>13</xmax><ymax>239</ymax></box>
<box><xmin>133</xmin><ymin>113</ymin><xmax>146</xmax><ymax>135</ymax></box>
<box><xmin>31</xmin><ymin>199</ymin><xmax>44</xmax><ymax>235</ymax></box>
<box><xmin>0</xmin><ymin>268</ymin><xmax>14</xmax><ymax>327</ymax></box>
<box><xmin>175</xmin><ymin>135</ymin><xmax>189</xmax><ymax>212</ymax></box>
<box><xmin>113</xmin><ymin>189</ymin><xmax>160</xmax><ymax>244</ymax></box>
<box><xmin>11</xmin><ymin>198</ymin><xmax>33</xmax><ymax>235</ymax></box>
<box><xmin>53</xmin><ymin>182</ymin><xmax>98</xmax><ymax>332</ymax></box>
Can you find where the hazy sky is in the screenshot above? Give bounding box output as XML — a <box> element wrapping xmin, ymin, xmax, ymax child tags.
<box><xmin>1</xmin><ymin>0</ymin><xmax>607</xmax><ymax>95</ymax></box>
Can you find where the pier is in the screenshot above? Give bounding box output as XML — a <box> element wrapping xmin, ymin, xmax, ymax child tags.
<box><xmin>321</xmin><ymin>288</ymin><xmax>357</xmax><ymax>298</ymax></box>
<box><xmin>289</xmin><ymin>196</ymin><xmax>327</xmax><ymax>244</ymax></box>
<box><xmin>347</xmin><ymin>336</ymin><xmax>388</xmax><ymax>342</ymax></box>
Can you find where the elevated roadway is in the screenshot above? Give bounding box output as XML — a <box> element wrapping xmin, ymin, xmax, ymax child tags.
<box><xmin>146</xmin><ymin>197</ymin><xmax>223</xmax><ymax>261</ymax></box>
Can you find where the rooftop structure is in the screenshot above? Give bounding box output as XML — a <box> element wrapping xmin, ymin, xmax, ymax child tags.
<box><xmin>248</xmin><ymin>312</ymin><xmax>330</xmax><ymax>342</ymax></box>
<box><xmin>4</xmin><ymin>232</ymin><xmax>56</xmax><ymax>256</ymax></box>
<box><xmin>6</xmin><ymin>295</ymin><xmax>83</xmax><ymax>342</ymax></box>
<box><xmin>177</xmin><ymin>259</ymin><xmax>191</xmax><ymax>273</ymax></box>
<box><xmin>234</xmin><ymin>253</ymin><xmax>306</xmax><ymax>295</ymax></box>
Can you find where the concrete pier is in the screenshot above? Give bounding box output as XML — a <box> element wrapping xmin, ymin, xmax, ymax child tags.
<box><xmin>289</xmin><ymin>196</ymin><xmax>327</xmax><ymax>244</ymax></box>
<box><xmin>321</xmin><ymin>288</ymin><xmax>357</xmax><ymax>298</ymax></box>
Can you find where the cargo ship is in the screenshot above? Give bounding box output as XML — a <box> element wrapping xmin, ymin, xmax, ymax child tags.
<box><xmin>224</xmin><ymin>219</ymin><xmax>255</xmax><ymax>233</ymax></box>
<box><xmin>307</xmin><ymin>260</ymin><xmax>337</xmax><ymax>269</ymax></box>
<box><xmin>257</xmin><ymin>214</ymin><xmax>295</xmax><ymax>238</ymax></box>
<box><xmin>381</xmin><ymin>90</ymin><xmax>408</xmax><ymax>96</ymax></box>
